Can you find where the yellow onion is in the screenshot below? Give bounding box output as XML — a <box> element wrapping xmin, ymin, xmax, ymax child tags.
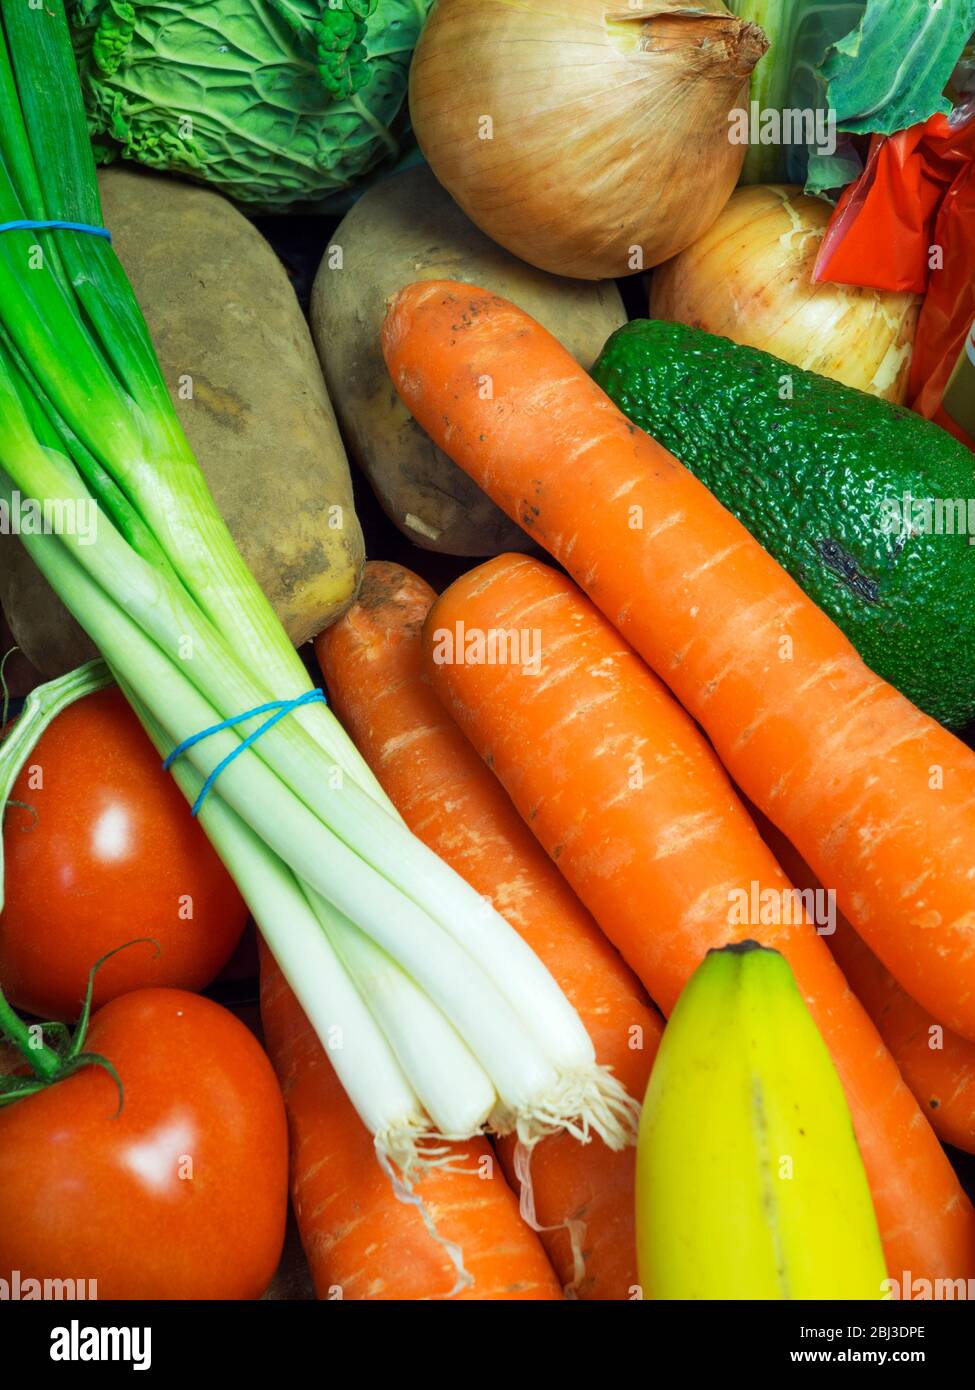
<box><xmin>650</xmin><ymin>184</ymin><xmax>921</xmax><ymax>402</ymax></box>
<box><xmin>409</xmin><ymin>0</ymin><xmax>768</xmax><ymax>281</ymax></box>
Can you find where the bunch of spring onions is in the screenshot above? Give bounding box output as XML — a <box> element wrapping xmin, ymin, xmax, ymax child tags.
<box><xmin>0</xmin><ymin>1</ymin><xmax>638</xmax><ymax>1174</ymax></box>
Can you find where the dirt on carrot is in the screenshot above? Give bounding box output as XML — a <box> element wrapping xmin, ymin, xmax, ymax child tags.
<box><xmin>259</xmin><ymin>940</ymin><xmax>563</xmax><ymax>1301</ymax></box>
<box><xmin>423</xmin><ymin>550</ymin><xmax>975</xmax><ymax>1286</ymax></box>
<box><xmin>381</xmin><ymin>279</ymin><xmax>975</xmax><ymax>1049</ymax></box>
<box><xmin>315</xmin><ymin>560</ymin><xmax>661</xmax><ymax>1299</ymax></box>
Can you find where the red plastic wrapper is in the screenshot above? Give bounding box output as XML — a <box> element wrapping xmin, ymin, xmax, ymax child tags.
<box><xmin>814</xmin><ymin>100</ymin><xmax>975</xmax><ymax>449</ymax></box>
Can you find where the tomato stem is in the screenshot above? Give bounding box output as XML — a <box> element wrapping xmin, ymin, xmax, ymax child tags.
<box><xmin>0</xmin><ymin>956</ymin><xmax>130</xmax><ymax>1111</ymax></box>
<box><xmin>0</xmin><ymin>981</ymin><xmax>62</xmax><ymax>1079</ymax></box>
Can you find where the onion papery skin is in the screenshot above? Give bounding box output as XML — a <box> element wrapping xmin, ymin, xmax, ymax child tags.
<box><xmin>650</xmin><ymin>184</ymin><xmax>921</xmax><ymax>403</ymax></box>
<box><xmin>410</xmin><ymin>0</ymin><xmax>768</xmax><ymax>280</ymax></box>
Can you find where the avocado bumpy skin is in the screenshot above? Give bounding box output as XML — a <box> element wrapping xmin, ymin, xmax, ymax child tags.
<box><xmin>592</xmin><ymin>320</ymin><xmax>975</xmax><ymax>729</ymax></box>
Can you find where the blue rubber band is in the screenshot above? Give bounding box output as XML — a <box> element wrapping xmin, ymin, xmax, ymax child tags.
<box><xmin>163</xmin><ymin>689</ymin><xmax>327</xmax><ymax>816</ymax></box>
<box><xmin>0</xmin><ymin>218</ymin><xmax>112</xmax><ymax>243</ymax></box>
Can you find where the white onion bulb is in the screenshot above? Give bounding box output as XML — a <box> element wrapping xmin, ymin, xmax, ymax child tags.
<box><xmin>650</xmin><ymin>184</ymin><xmax>921</xmax><ymax>402</ymax></box>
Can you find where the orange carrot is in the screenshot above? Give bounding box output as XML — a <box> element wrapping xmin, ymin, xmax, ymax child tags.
<box><xmin>382</xmin><ymin>280</ymin><xmax>975</xmax><ymax>1046</ymax></box>
<box><xmin>315</xmin><ymin>560</ymin><xmax>661</xmax><ymax>1299</ymax></box>
<box><xmin>755</xmin><ymin>813</ymin><xmax>975</xmax><ymax>1157</ymax></box>
<box><xmin>828</xmin><ymin>924</ymin><xmax>975</xmax><ymax>1158</ymax></box>
<box><xmin>424</xmin><ymin>550</ymin><xmax>975</xmax><ymax>1285</ymax></box>
<box><xmin>258</xmin><ymin>940</ymin><xmax>563</xmax><ymax>1301</ymax></box>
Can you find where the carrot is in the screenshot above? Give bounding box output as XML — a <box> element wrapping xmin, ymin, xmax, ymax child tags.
<box><xmin>755</xmin><ymin>812</ymin><xmax>975</xmax><ymax>1157</ymax></box>
<box><xmin>258</xmin><ymin>939</ymin><xmax>563</xmax><ymax>1301</ymax></box>
<box><xmin>828</xmin><ymin>925</ymin><xmax>975</xmax><ymax>1157</ymax></box>
<box><xmin>424</xmin><ymin>550</ymin><xmax>975</xmax><ymax>1285</ymax></box>
<box><xmin>381</xmin><ymin>280</ymin><xmax>975</xmax><ymax>1046</ymax></box>
<box><xmin>315</xmin><ymin>560</ymin><xmax>661</xmax><ymax>1300</ymax></box>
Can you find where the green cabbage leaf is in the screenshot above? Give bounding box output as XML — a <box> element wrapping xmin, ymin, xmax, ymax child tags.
<box><xmin>729</xmin><ymin>0</ymin><xmax>975</xmax><ymax>196</ymax></box>
<box><xmin>69</xmin><ymin>0</ymin><xmax>431</xmax><ymax>208</ymax></box>
<box><xmin>822</xmin><ymin>0</ymin><xmax>975</xmax><ymax>136</ymax></box>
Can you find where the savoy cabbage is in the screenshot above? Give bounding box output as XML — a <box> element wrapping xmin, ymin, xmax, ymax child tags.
<box><xmin>69</xmin><ymin>0</ymin><xmax>431</xmax><ymax>208</ymax></box>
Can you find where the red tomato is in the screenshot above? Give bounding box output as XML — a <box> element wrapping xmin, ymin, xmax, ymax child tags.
<box><xmin>1</xmin><ymin>687</ymin><xmax>249</xmax><ymax>1019</ymax></box>
<box><xmin>0</xmin><ymin>989</ymin><xmax>288</xmax><ymax>1299</ymax></box>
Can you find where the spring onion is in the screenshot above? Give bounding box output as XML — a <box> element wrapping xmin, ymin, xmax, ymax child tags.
<box><xmin>0</xmin><ymin>0</ymin><xmax>638</xmax><ymax>1168</ymax></box>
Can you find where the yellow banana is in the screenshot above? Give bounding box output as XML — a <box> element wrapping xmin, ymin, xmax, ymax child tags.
<box><xmin>636</xmin><ymin>941</ymin><xmax>887</xmax><ymax>1299</ymax></box>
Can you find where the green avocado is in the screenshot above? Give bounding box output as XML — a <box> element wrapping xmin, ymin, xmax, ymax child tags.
<box><xmin>591</xmin><ymin>320</ymin><xmax>975</xmax><ymax>729</ymax></box>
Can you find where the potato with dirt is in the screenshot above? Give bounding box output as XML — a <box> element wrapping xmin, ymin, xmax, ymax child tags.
<box><xmin>311</xmin><ymin>166</ymin><xmax>628</xmax><ymax>556</ymax></box>
<box><xmin>1</xmin><ymin>167</ymin><xmax>363</xmax><ymax>676</ymax></box>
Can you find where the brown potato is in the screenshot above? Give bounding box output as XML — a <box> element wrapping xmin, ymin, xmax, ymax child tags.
<box><xmin>1</xmin><ymin>167</ymin><xmax>363</xmax><ymax>676</ymax></box>
<box><xmin>311</xmin><ymin>166</ymin><xmax>628</xmax><ymax>556</ymax></box>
